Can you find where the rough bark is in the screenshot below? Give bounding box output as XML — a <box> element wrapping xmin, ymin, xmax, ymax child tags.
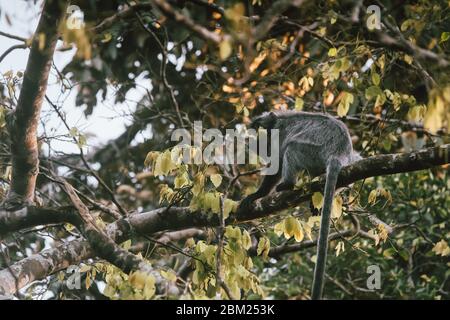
<box><xmin>5</xmin><ymin>0</ymin><xmax>66</xmax><ymax>206</ymax></box>
<box><xmin>0</xmin><ymin>240</ymin><xmax>92</xmax><ymax>297</ymax></box>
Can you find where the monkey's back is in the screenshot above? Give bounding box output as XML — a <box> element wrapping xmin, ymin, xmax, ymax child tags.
<box><xmin>274</xmin><ymin>111</ymin><xmax>354</xmax><ymax>175</ymax></box>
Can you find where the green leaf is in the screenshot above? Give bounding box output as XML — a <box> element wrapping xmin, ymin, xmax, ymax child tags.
<box><xmin>440</xmin><ymin>32</ymin><xmax>450</xmax><ymax>43</ymax></box>
<box><xmin>365</xmin><ymin>86</ymin><xmax>382</xmax><ymax>100</ymax></box>
<box><xmin>371</xmin><ymin>72</ymin><xmax>380</xmax><ymax>86</ymax></box>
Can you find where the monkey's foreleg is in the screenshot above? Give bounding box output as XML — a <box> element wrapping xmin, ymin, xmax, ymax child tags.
<box><xmin>239</xmin><ymin>172</ymin><xmax>280</xmax><ymax>210</ymax></box>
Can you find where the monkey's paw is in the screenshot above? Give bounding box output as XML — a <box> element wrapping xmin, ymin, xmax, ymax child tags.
<box><xmin>275</xmin><ymin>182</ymin><xmax>294</xmax><ymax>192</ymax></box>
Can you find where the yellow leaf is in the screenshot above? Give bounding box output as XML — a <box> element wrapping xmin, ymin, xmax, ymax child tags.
<box><xmin>3</xmin><ymin>70</ymin><xmax>13</xmax><ymax>78</ymax></box>
<box><xmin>174</xmin><ymin>172</ymin><xmax>190</xmax><ymax>189</ymax></box>
<box><xmin>223</xmin><ymin>199</ymin><xmax>238</xmax><ymax>219</ymax></box>
<box><xmin>328</xmin><ymin>47</ymin><xmax>337</xmax><ymax>57</ymax></box>
<box><xmin>249</xmin><ymin>52</ymin><xmax>266</xmax><ymax>72</ymax></box>
<box><xmin>403</xmin><ymin>54</ymin><xmax>413</xmax><ymax>64</ymax></box>
<box><xmin>143</xmin><ymin>275</ymin><xmax>156</xmax><ymax>299</ymax></box>
<box><xmin>312</xmin><ymin>192</ymin><xmax>323</xmax><ymax>210</ymax></box>
<box><xmin>219</xmin><ymin>39</ymin><xmax>233</xmax><ymax>60</ymax></box>
<box><xmin>432</xmin><ymin>240</ymin><xmax>450</xmax><ymax>256</ymax></box>
<box><xmin>242</xmin><ymin>230</ymin><xmax>252</xmax><ymax>250</ymax></box>
<box><xmin>78</xmin><ymin>264</ymin><xmax>91</xmax><ymax>273</ymax></box>
<box><xmin>257</xmin><ymin>236</ymin><xmax>270</xmax><ymax>259</ymax></box>
<box><xmin>129</xmin><ymin>271</ymin><xmax>147</xmax><ymax>290</ymax></box>
<box><xmin>307</xmin><ymin>216</ymin><xmax>321</xmax><ymax>228</ymax></box>
<box><xmin>337</xmin><ymin>92</ymin><xmax>353</xmax><ymax>117</ymax></box>
<box><xmin>144</xmin><ymin>151</ymin><xmax>159</xmax><ymax>167</ymax></box>
<box><xmin>121</xmin><ymin>239</ymin><xmax>132</xmax><ymax>250</ymax></box>
<box><xmin>160</xmin><ymin>269</ymin><xmax>177</xmax><ymax>282</ymax></box>
<box><xmin>204</xmin><ymin>192</ymin><xmax>221</xmax><ymax>213</ymax></box>
<box><xmin>368</xmin><ymin>189</ymin><xmax>378</xmax><ymax>205</ymax></box>
<box><xmin>85</xmin><ymin>272</ymin><xmax>91</xmax><ymax>289</ymax></box>
<box><xmin>160</xmin><ymin>150</ymin><xmax>174</xmax><ymax>175</ymax></box>
<box><xmin>101</xmin><ymin>32</ymin><xmax>112</xmax><ymax>43</ymax></box>
<box><xmin>284</xmin><ymin>216</ymin><xmax>295</xmax><ymax>239</ymax></box>
<box><xmin>424</xmin><ymin>94</ymin><xmax>445</xmax><ymax>134</ymax></box>
<box><xmin>420</xmin><ymin>274</ymin><xmax>432</xmax><ymax>283</ymax></box>
<box><xmin>407</xmin><ymin>104</ymin><xmax>427</xmax><ymax>122</ymax></box>
<box><xmin>331</xmin><ymin>195</ymin><xmax>343</xmax><ymax>219</ymax></box>
<box><xmin>293</xmin><ymin>221</ymin><xmax>304</xmax><ymax>242</ymax></box>
<box><xmin>302</xmin><ymin>221</ymin><xmax>313</xmax><ymax>241</ymax></box>
<box><xmin>295</xmin><ymin>97</ymin><xmax>304</xmax><ymax>111</ymax></box>
<box><xmin>210</xmin><ymin>173</ymin><xmax>222</xmax><ymax>188</ymax></box>
<box><xmin>192</xmin><ymin>172</ymin><xmax>205</xmax><ymax>196</ymax></box>
<box><xmin>274</xmin><ymin>221</ymin><xmax>284</xmax><ymax>237</ymax></box>
<box><xmin>335</xmin><ymin>241</ymin><xmax>345</xmax><ymax>256</ymax></box>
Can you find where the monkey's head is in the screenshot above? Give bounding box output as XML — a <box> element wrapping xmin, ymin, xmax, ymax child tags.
<box><xmin>249</xmin><ymin>112</ymin><xmax>277</xmax><ymax>130</ymax></box>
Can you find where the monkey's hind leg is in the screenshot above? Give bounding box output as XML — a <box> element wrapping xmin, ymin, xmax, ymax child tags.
<box><xmin>276</xmin><ymin>142</ymin><xmax>314</xmax><ymax>192</ymax></box>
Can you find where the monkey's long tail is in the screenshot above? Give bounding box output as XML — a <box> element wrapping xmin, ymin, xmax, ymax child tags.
<box><xmin>311</xmin><ymin>158</ymin><xmax>342</xmax><ymax>300</ymax></box>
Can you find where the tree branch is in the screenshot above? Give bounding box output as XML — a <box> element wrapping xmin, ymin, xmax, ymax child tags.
<box><xmin>252</xmin><ymin>0</ymin><xmax>307</xmax><ymax>41</ymax></box>
<box><xmin>150</xmin><ymin>0</ymin><xmax>222</xmax><ymax>44</ymax></box>
<box><xmin>0</xmin><ymin>30</ymin><xmax>28</xmax><ymax>42</ymax></box>
<box><xmin>4</xmin><ymin>0</ymin><xmax>66</xmax><ymax>206</ymax></box>
<box><xmin>0</xmin><ymin>44</ymin><xmax>28</xmax><ymax>64</ymax></box>
<box><xmin>0</xmin><ymin>239</ymin><xmax>92</xmax><ymax>297</ymax></box>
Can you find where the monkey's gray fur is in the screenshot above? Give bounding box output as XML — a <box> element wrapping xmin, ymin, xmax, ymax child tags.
<box><xmin>241</xmin><ymin>110</ymin><xmax>362</xmax><ymax>300</ymax></box>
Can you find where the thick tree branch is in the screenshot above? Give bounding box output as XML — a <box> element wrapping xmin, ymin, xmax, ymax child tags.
<box><xmin>0</xmin><ymin>206</ymin><xmax>79</xmax><ymax>235</ymax></box>
<box><xmin>4</xmin><ymin>0</ymin><xmax>66</xmax><ymax>206</ymax></box>
<box><xmin>0</xmin><ymin>239</ymin><xmax>92</xmax><ymax>297</ymax></box>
